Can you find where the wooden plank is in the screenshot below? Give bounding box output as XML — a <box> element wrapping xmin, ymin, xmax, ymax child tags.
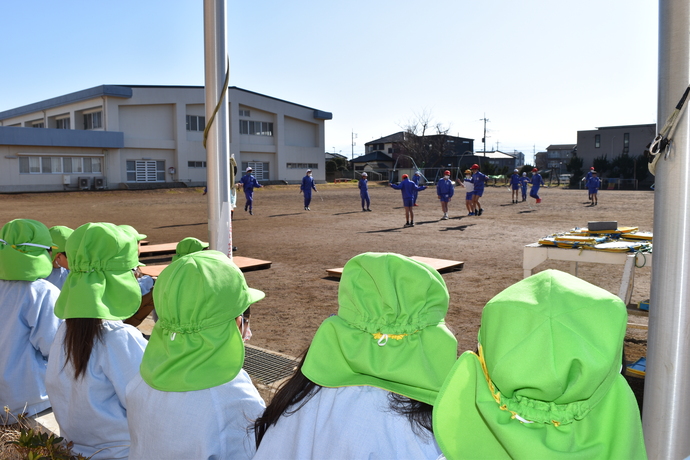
<box><xmin>140</xmin><ymin>255</ymin><xmax>271</xmax><ymax>278</ymax></box>
<box><xmin>326</xmin><ymin>256</ymin><xmax>464</xmax><ymax>279</ymax></box>
<box><xmin>138</xmin><ymin>242</ymin><xmax>179</xmax><ymax>257</ymax></box>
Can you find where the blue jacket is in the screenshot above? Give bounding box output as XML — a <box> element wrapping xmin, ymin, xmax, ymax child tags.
<box><xmin>587</xmin><ymin>176</ymin><xmax>601</xmax><ymax>190</ymax></box>
<box><xmin>472</xmin><ymin>171</ymin><xmax>489</xmax><ymax>192</ymax></box>
<box><xmin>301</xmin><ymin>175</ymin><xmax>316</xmax><ymax>195</ymax></box>
<box><xmin>510</xmin><ymin>173</ymin><xmax>520</xmax><ymax>186</ymax></box>
<box><xmin>531</xmin><ymin>174</ymin><xmax>544</xmax><ymax>190</ymax></box>
<box><xmin>436</xmin><ymin>178</ymin><xmax>454</xmax><ymax>198</ymax></box>
<box><xmin>358</xmin><ymin>178</ymin><xmax>368</xmax><ymax>194</ymax></box>
<box><xmin>240</xmin><ymin>174</ymin><xmax>262</xmax><ymax>192</ymax></box>
<box><xmin>391</xmin><ymin>178</ymin><xmax>426</xmax><ymax>200</ymax></box>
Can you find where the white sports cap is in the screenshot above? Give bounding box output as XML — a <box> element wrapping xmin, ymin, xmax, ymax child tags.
<box><xmin>307</xmin><ymin>169</ymin><xmax>312</xmax><ymax>173</ymax></box>
<box><xmin>362</xmin><ymin>172</ymin><xmax>368</xmax><ymax>176</ymax></box>
<box><xmin>246</xmin><ymin>167</ymin><xmax>253</xmax><ymax>172</ymax></box>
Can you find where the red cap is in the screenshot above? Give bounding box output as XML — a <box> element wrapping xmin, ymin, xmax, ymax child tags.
<box><xmin>402</xmin><ymin>174</ymin><xmax>409</xmax><ymax>179</ymax></box>
<box><xmin>444</xmin><ymin>170</ymin><xmax>451</xmax><ymax>176</ymax></box>
<box><xmin>471</xmin><ymin>164</ymin><xmax>479</xmax><ymax>170</ymax></box>
<box><xmin>532</xmin><ymin>168</ymin><xmax>538</xmax><ymax>172</ymax></box>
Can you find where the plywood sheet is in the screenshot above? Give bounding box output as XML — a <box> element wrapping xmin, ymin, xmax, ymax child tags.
<box><xmin>140</xmin><ymin>255</ymin><xmax>271</xmax><ymax>278</ymax></box>
<box><xmin>326</xmin><ymin>256</ymin><xmax>464</xmax><ymax>278</ymax></box>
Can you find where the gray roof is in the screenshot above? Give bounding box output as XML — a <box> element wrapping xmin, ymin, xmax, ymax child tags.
<box><xmin>365</xmin><ymin>132</ymin><xmax>405</xmax><ymax>145</ymax></box>
<box><xmin>352</xmin><ymin>151</ymin><xmax>393</xmax><ymax>163</ymax></box>
<box><xmin>0</xmin><ymin>85</ymin><xmax>332</xmax><ymax>121</ymax></box>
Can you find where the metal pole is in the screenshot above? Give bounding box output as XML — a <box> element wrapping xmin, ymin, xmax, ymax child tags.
<box><xmin>643</xmin><ymin>0</ymin><xmax>690</xmax><ymax>457</ymax></box>
<box><xmin>203</xmin><ymin>0</ymin><xmax>232</xmax><ymax>257</ymax></box>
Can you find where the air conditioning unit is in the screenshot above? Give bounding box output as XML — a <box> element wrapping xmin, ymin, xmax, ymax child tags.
<box><xmin>78</xmin><ymin>177</ymin><xmax>91</xmax><ymax>190</ymax></box>
<box><xmin>94</xmin><ymin>177</ymin><xmax>106</xmax><ymax>190</ymax></box>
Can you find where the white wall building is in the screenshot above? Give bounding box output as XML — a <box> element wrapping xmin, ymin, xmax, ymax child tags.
<box><xmin>0</xmin><ymin>85</ymin><xmax>331</xmax><ymax>192</ymax></box>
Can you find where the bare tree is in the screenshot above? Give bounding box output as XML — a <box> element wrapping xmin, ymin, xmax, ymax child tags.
<box><xmin>397</xmin><ymin>111</ymin><xmax>452</xmax><ymax>167</ymax></box>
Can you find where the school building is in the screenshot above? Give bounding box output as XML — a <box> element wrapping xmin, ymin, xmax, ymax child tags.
<box><xmin>0</xmin><ymin>85</ymin><xmax>332</xmax><ymax>193</ymax></box>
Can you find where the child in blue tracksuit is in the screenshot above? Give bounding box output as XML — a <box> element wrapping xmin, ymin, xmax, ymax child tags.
<box><xmin>470</xmin><ymin>164</ymin><xmax>489</xmax><ymax>216</ymax></box>
<box><xmin>519</xmin><ymin>172</ymin><xmax>529</xmax><ymax>202</ymax></box>
<box><xmin>530</xmin><ymin>168</ymin><xmax>545</xmax><ymax>203</ymax></box>
<box><xmin>359</xmin><ymin>172</ymin><xmax>371</xmax><ymax>211</ymax></box>
<box><xmin>390</xmin><ymin>174</ymin><xmax>426</xmax><ymax>227</ymax></box>
<box><xmin>583</xmin><ymin>167</ymin><xmax>595</xmax><ymax>200</ymax></box>
<box><xmin>509</xmin><ymin>169</ymin><xmax>520</xmax><ymax>203</ymax></box>
<box><xmin>587</xmin><ymin>171</ymin><xmax>601</xmax><ymax>206</ymax></box>
<box><xmin>436</xmin><ymin>170</ymin><xmax>454</xmax><ymax>220</ymax></box>
<box><xmin>239</xmin><ymin>167</ymin><xmax>263</xmax><ymax>215</ymax></box>
<box><xmin>412</xmin><ymin>171</ymin><xmax>422</xmax><ymax>206</ymax></box>
<box><xmin>300</xmin><ymin>169</ymin><xmax>317</xmax><ymax>211</ymax></box>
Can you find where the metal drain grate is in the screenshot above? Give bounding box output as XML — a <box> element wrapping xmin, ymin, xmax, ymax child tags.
<box><xmin>244</xmin><ymin>345</ymin><xmax>299</xmax><ymax>385</ymax></box>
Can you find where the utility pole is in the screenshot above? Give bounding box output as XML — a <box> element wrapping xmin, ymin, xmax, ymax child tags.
<box><xmin>352</xmin><ymin>130</ymin><xmax>357</xmax><ymax>178</ymax></box>
<box><xmin>643</xmin><ymin>0</ymin><xmax>690</xmax><ymax>457</ymax></box>
<box><xmin>480</xmin><ymin>115</ymin><xmax>489</xmax><ymax>166</ymax></box>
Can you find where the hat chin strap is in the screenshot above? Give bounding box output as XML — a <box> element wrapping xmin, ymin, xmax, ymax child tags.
<box><xmin>0</xmin><ymin>239</ymin><xmax>52</xmax><ymax>250</ymax></box>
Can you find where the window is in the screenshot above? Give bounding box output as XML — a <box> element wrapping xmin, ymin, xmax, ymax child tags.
<box><xmin>239</xmin><ymin>120</ymin><xmax>273</xmax><ymax>136</ymax></box>
<box><xmin>595</xmin><ymin>134</ymin><xmax>600</xmax><ymax>148</ymax></box>
<box><xmin>126</xmin><ymin>160</ymin><xmax>165</xmax><ymax>182</ymax></box>
<box><xmin>186</xmin><ymin>115</ymin><xmax>206</xmax><ymax>132</ymax></box>
<box><xmin>286</xmin><ymin>163</ymin><xmax>318</xmax><ymax>169</ymax></box>
<box><xmin>32</xmin><ymin>121</ymin><xmax>44</xmax><ymax>128</ymax></box>
<box><xmin>83</xmin><ymin>111</ymin><xmax>102</xmax><ymax>130</ymax></box>
<box><xmin>188</xmin><ymin>161</ymin><xmax>207</xmax><ymax>168</ymax></box>
<box><xmin>56</xmin><ymin>118</ymin><xmax>70</xmax><ymax>129</ymax></box>
<box><xmin>18</xmin><ymin>156</ymin><xmax>101</xmax><ymax>174</ymax></box>
<box><xmin>241</xmin><ymin>162</ymin><xmax>270</xmax><ymax>180</ymax></box>
<box><xmin>239</xmin><ymin>109</ymin><xmax>250</xmax><ymax>117</ymax></box>
<box><xmin>623</xmin><ymin>133</ymin><xmax>630</xmax><ymax>153</ymax></box>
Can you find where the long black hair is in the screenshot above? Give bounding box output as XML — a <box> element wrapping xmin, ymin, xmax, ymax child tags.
<box><xmin>253</xmin><ymin>348</ymin><xmax>434</xmax><ymax>448</ymax></box>
<box><xmin>64</xmin><ymin>318</ymin><xmax>103</xmax><ymax>379</ymax></box>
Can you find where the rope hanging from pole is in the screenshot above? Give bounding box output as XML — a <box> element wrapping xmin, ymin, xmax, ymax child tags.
<box><xmin>648</xmin><ymin>84</ymin><xmax>690</xmax><ymax>175</ymax></box>
<box><xmin>202</xmin><ymin>56</ymin><xmax>230</xmax><ymax>150</ymax></box>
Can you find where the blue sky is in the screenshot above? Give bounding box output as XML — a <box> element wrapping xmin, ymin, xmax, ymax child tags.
<box><xmin>0</xmin><ymin>0</ymin><xmax>658</xmax><ymax>163</ymax></box>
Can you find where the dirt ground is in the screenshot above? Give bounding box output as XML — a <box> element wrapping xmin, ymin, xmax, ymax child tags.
<box><xmin>0</xmin><ymin>182</ymin><xmax>652</xmax><ymax>364</ymax></box>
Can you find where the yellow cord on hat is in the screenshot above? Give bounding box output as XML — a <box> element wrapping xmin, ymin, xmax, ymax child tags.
<box><xmin>477</xmin><ymin>344</ymin><xmax>561</xmax><ymax>427</ymax></box>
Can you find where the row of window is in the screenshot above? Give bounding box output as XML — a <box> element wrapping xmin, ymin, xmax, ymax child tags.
<box><xmin>186</xmin><ymin>115</ymin><xmax>206</xmax><ymax>132</ymax></box>
<box><xmin>84</xmin><ymin>112</ymin><xmax>102</xmax><ymax>130</ymax></box>
<box><xmin>19</xmin><ymin>156</ymin><xmax>102</xmax><ymax>174</ymax></box>
<box><xmin>240</xmin><ymin>120</ymin><xmax>273</xmax><ymax>136</ymax></box>
<box><xmin>241</xmin><ymin>162</ymin><xmax>269</xmax><ymax>180</ymax></box>
<box><xmin>126</xmin><ymin>160</ymin><xmax>165</xmax><ymax>182</ymax></box>
<box><xmin>594</xmin><ymin>133</ymin><xmax>630</xmax><ymax>150</ymax></box>
<box><xmin>188</xmin><ymin>161</ymin><xmax>207</xmax><ymax>168</ymax></box>
<box><xmin>286</xmin><ymin>163</ymin><xmax>318</xmax><ymax>169</ymax></box>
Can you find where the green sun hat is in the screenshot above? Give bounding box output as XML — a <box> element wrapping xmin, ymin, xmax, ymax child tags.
<box><xmin>141</xmin><ymin>250</ymin><xmax>265</xmax><ymax>392</ymax></box>
<box><xmin>301</xmin><ymin>252</ymin><xmax>458</xmax><ymax>405</ymax></box>
<box><xmin>48</xmin><ymin>226</ymin><xmax>73</xmax><ymax>260</ymax></box>
<box><xmin>171</xmin><ymin>237</ymin><xmax>209</xmax><ymax>263</ymax></box>
<box><xmin>0</xmin><ymin>219</ymin><xmax>55</xmax><ymax>281</ymax></box>
<box><xmin>433</xmin><ymin>269</ymin><xmax>647</xmax><ymax>460</ymax></box>
<box><xmin>55</xmin><ymin>222</ymin><xmax>142</xmax><ymax>320</ymax></box>
<box><xmin>118</xmin><ymin>224</ymin><xmax>147</xmax><ymax>242</ymax></box>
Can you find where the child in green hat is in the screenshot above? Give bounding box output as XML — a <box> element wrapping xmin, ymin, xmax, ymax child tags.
<box><xmin>45</xmin><ymin>222</ymin><xmax>148</xmax><ymax>460</ymax></box>
<box><xmin>0</xmin><ymin>219</ymin><xmax>62</xmax><ymax>421</ymax></box>
<box><xmin>433</xmin><ymin>269</ymin><xmax>647</xmax><ymax>459</ymax></box>
<box><xmin>252</xmin><ymin>252</ymin><xmax>459</xmax><ymax>459</ymax></box>
<box><xmin>125</xmin><ymin>250</ymin><xmax>266</xmax><ymax>459</ymax></box>
<box><xmin>45</xmin><ymin>225</ymin><xmax>72</xmax><ymax>289</ymax></box>
<box><xmin>171</xmin><ymin>236</ymin><xmax>209</xmax><ymax>262</ymax></box>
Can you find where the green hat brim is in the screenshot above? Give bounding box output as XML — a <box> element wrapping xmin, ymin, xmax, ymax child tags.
<box><xmin>55</xmin><ymin>269</ymin><xmax>142</xmax><ymax>320</ymax></box>
<box><xmin>141</xmin><ymin>318</ymin><xmax>245</xmax><ymax>392</ymax></box>
<box><xmin>433</xmin><ymin>352</ymin><xmax>647</xmax><ymax>460</ymax></box>
<box><xmin>0</xmin><ymin>247</ymin><xmax>53</xmax><ymax>281</ymax></box>
<box><xmin>302</xmin><ymin>315</ymin><xmax>458</xmax><ymax>405</ymax></box>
